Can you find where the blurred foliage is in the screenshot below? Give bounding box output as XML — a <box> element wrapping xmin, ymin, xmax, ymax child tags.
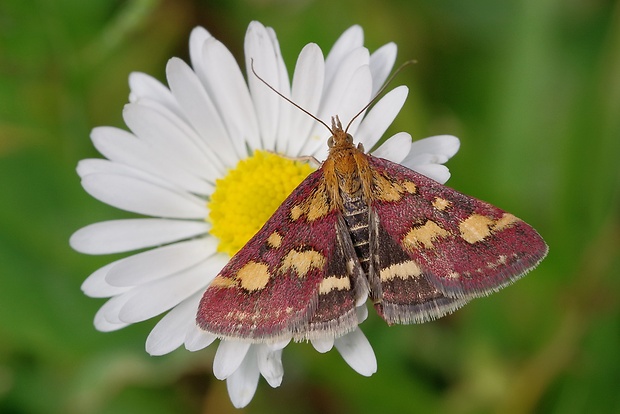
<box><xmin>1</xmin><ymin>0</ymin><xmax>619</xmax><ymax>413</ymax></box>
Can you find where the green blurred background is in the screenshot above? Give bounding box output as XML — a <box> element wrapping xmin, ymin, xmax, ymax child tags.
<box><xmin>1</xmin><ymin>0</ymin><xmax>619</xmax><ymax>413</ymax></box>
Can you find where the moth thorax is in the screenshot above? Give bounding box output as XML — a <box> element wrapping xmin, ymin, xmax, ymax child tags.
<box><xmin>338</xmin><ymin>173</ymin><xmax>363</xmax><ymax>196</ymax></box>
<box><xmin>341</xmin><ymin>191</ymin><xmax>371</xmax><ymax>275</ymax></box>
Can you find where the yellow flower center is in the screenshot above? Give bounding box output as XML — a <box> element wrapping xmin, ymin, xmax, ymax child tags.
<box><xmin>208</xmin><ymin>150</ymin><xmax>314</xmax><ymax>257</ymax></box>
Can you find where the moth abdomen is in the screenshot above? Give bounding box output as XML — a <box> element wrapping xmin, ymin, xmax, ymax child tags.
<box><xmin>342</xmin><ymin>194</ymin><xmax>371</xmax><ymax>274</ymax></box>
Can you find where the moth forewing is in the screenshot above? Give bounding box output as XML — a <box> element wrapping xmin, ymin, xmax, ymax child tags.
<box><xmin>366</xmin><ymin>155</ymin><xmax>548</xmax><ymax>302</ymax></box>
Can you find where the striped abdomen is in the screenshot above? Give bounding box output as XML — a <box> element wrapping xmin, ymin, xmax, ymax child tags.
<box><xmin>342</xmin><ymin>192</ymin><xmax>371</xmax><ymax>275</ymax></box>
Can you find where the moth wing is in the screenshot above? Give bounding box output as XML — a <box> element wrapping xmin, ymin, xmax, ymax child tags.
<box><xmin>368</xmin><ymin>208</ymin><xmax>470</xmax><ymax>324</ymax></box>
<box><xmin>302</xmin><ymin>214</ymin><xmax>369</xmax><ymax>339</ymax></box>
<box><xmin>366</xmin><ymin>156</ymin><xmax>548</xmax><ymax>324</ymax></box>
<box><xmin>197</xmin><ymin>169</ymin><xmax>366</xmax><ymax>343</ymax></box>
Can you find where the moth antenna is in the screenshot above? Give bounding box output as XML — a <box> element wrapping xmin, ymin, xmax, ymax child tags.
<box><xmin>250</xmin><ymin>58</ymin><xmax>333</xmax><ymax>134</ymax></box>
<box><xmin>344</xmin><ymin>59</ymin><xmax>417</xmax><ymax>134</ymax></box>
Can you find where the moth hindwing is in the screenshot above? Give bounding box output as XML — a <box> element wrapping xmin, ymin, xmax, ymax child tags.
<box><xmin>196</xmin><ymin>118</ymin><xmax>548</xmax><ymax>343</ymax></box>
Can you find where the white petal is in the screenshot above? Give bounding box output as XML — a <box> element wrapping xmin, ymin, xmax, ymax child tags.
<box><xmin>91</xmin><ymin>126</ymin><xmax>213</xmax><ymax>195</ymax></box>
<box><xmin>311</xmin><ymin>337</ymin><xmax>334</xmax><ymax>353</ymax></box>
<box><xmin>70</xmin><ymin>219</ymin><xmax>210</xmax><ymax>255</ymax></box>
<box><xmin>81</xmin><ymin>261</ymin><xmax>132</xmax><ymax>298</ymax></box>
<box><xmin>267</xmin><ymin>26</ymin><xmax>294</xmax><ymax>154</ymax></box>
<box><xmin>94</xmin><ymin>294</ymin><xmax>134</xmax><ymax>331</ymax></box>
<box><xmin>245</xmin><ymin>21</ymin><xmax>281</xmax><ymax>151</ymax></box>
<box><xmin>94</xmin><ymin>308</ymin><xmax>130</xmax><ymax>332</ymax></box>
<box><xmin>268</xmin><ymin>339</ymin><xmax>291</xmax><ymax>351</ymax></box>
<box><xmin>128</xmin><ymin>72</ymin><xmax>181</xmax><ymax>119</ymax></box>
<box><xmin>189</xmin><ymin>26</ymin><xmax>213</xmax><ymax>74</ymax></box>
<box><xmin>412</xmin><ymin>164</ymin><xmax>451</xmax><ymax>184</ymax></box>
<box><xmin>320</xmin><ymin>47</ymin><xmax>370</xmax><ymax>119</ymax></box>
<box><xmin>123</xmin><ymin>103</ymin><xmax>220</xmax><ymax>180</ymax></box>
<box><xmin>185</xmin><ymin>324</ymin><xmax>217</xmax><ymax>352</ymax></box>
<box><xmin>369</xmin><ymin>42</ymin><xmax>397</xmax><ymax>96</ymax></box>
<box><xmin>307</xmin><ymin>63</ymin><xmax>372</xmax><ymax>159</ymax></box>
<box><xmin>257</xmin><ymin>344</ymin><xmax>284</xmax><ymax>388</ymax></box>
<box><xmin>355</xmin><ymin>86</ymin><xmax>408</xmax><ymax>150</ymax></box>
<box><xmin>401</xmin><ymin>135</ymin><xmax>460</xmax><ymax>184</ymax></box>
<box><xmin>213</xmin><ymin>341</ymin><xmax>252</xmax><ymax>380</ymax></box>
<box><xmin>77</xmin><ymin>158</ymin><xmax>189</xmax><ymax>190</ymax></box>
<box><xmin>166</xmin><ymin>58</ymin><xmax>236</xmax><ymax>170</ymax></box>
<box><xmin>356</xmin><ymin>289</ymin><xmax>369</xmax><ymax>306</ymax></box>
<box><xmin>226</xmin><ymin>348</ymin><xmax>260</xmax><ymax>408</ymax></box>
<box><xmin>287</xmin><ymin>43</ymin><xmax>325</xmax><ymax>156</ymax></box>
<box><xmin>325</xmin><ymin>25</ymin><xmax>364</xmax><ymax>84</ymax></box>
<box><xmin>337</xmin><ymin>64</ymin><xmax>374</xmax><ymax>138</ymax></box>
<box><xmin>176</xmin><ymin>292</ymin><xmax>218</xmax><ymax>352</ymax></box>
<box><xmin>106</xmin><ymin>237</ymin><xmax>217</xmax><ymax>287</ymax></box>
<box><xmin>334</xmin><ymin>328</ymin><xmax>377</xmax><ymax>377</ymax></box>
<box><xmin>80</xmin><ymin>172</ymin><xmax>207</xmax><ymax>219</ymax></box>
<box><xmin>118</xmin><ymin>255</ymin><xmax>227</xmax><ymax>323</ymax></box>
<box><xmin>405</xmin><ymin>152</ymin><xmax>449</xmax><ymax>166</ymax></box>
<box><xmin>410</xmin><ymin>134</ymin><xmax>460</xmax><ymax>159</ymax></box>
<box><xmin>370</xmin><ymin>132</ymin><xmax>412</xmax><ymax>164</ymax></box>
<box><xmin>200</xmin><ymin>38</ymin><xmax>260</xmax><ymax>154</ymax></box>
<box><xmin>146</xmin><ymin>293</ymin><xmax>202</xmax><ymax>356</ymax></box>
<box><xmin>356</xmin><ymin>304</ymin><xmax>369</xmax><ymax>323</ymax></box>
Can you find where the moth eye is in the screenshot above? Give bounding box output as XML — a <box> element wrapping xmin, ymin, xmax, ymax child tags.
<box><xmin>346</xmin><ymin>134</ymin><xmax>353</xmax><ymax>144</ymax></box>
<box><xmin>328</xmin><ymin>136</ymin><xmax>334</xmax><ymax>147</ymax></box>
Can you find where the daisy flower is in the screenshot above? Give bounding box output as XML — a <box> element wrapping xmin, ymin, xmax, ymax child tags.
<box><xmin>70</xmin><ymin>21</ymin><xmax>460</xmax><ymax>408</ymax></box>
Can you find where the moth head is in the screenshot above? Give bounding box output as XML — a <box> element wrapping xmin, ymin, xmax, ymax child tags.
<box><xmin>327</xmin><ymin>133</ymin><xmax>355</xmax><ymax>148</ymax></box>
<box><xmin>328</xmin><ymin>116</ymin><xmax>354</xmax><ymax>148</ymax></box>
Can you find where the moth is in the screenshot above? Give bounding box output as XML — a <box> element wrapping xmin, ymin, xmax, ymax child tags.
<box><xmin>196</xmin><ymin>116</ymin><xmax>548</xmax><ymax>343</ymax></box>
